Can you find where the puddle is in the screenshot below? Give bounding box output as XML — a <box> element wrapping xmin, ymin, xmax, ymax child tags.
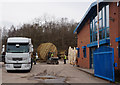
<box><xmin>27</xmin><ymin>74</ymin><xmax>66</xmax><ymax>83</ymax></box>
<box><xmin>27</xmin><ymin>70</ymin><xmax>66</xmax><ymax>83</ymax></box>
<box><xmin>21</xmin><ymin>76</ymin><xmax>27</xmax><ymax>78</ymax></box>
<box><xmin>28</xmin><ymin>75</ymin><xmax>66</xmax><ymax>83</ymax></box>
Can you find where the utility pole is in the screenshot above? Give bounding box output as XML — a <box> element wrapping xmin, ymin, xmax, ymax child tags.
<box><xmin>97</xmin><ymin>0</ymin><xmax>100</xmax><ymax>48</ymax></box>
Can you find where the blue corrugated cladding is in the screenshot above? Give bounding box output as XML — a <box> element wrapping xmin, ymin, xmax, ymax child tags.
<box><xmin>93</xmin><ymin>46</ymin><xmax>115</xmax><ymax>82</ymax></box>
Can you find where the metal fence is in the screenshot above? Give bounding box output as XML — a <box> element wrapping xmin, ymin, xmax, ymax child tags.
<box><xmin>94</xmin><ymin>46</ymin><xmax>115</xmax><ymax>82</ymax></box>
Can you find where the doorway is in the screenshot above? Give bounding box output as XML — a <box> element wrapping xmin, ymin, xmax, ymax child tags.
<box><xmin>90</xmin><ymin>47</ymin><xmax>97</xmax><ymax>69</ymax></box>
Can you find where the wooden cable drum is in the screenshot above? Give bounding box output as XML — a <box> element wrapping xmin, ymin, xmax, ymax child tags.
<box><xmin>37</xmin><ymin>43</ymin><xmax>57</xmax><ymax>61</ymax></box>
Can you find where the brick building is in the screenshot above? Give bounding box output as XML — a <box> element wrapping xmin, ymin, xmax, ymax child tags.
<box><xmin>74</xmin><ymin>1</ymin><xmax>120</xmax><ymax>71</ymax></box>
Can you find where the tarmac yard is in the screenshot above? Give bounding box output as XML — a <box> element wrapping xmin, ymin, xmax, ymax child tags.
<box><xmin>2</xmin><ymin>61</ymin><xmax>110</xmax><ymax>83</ymax></box>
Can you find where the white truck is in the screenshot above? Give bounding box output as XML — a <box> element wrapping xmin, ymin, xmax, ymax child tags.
<box><xmin>4</xmin><ymin>37</ymin><xmax>33</xmax><ymax>72</ymax></box>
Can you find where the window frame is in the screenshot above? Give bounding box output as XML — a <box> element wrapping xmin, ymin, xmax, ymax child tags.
<box><xmin>77</xmin><ymin>48</ymin><xmax>80</xmax><ymax>58</ymax></box>
<box><xmin>90</xmin><ymin>5</ymin><xmax>110</xmax><ymax>43</ymax></box>
<box><xmin>82</xmin><ymin>46</ymin><xmax>86</xmax><ymax>58</ymax></box>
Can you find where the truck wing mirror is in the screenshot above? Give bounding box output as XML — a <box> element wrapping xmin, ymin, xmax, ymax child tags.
<box><xmin>2</xmin><ymin>45</ymin><xmax>5</xmax><ymax>48</ymax></box>
<box><xmin>32</xmin><ymin>48</ymin><xmax>33</xmax><ymax>52</ymax></box>
<box><xmin>2</xmin><ymin>45</ymin><xmax>5</xmax><ymax>53</ymax></box>
<box><xmin>31</xmin><ymin>45</ymin><xmax>33</xmax><ymax>48</ymax></box>
<box><xmin>31</xmin><ymin>45</ymin><xmax>33</xmax><ymax>52</ymax></box>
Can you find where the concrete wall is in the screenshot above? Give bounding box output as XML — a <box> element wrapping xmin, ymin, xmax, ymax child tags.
<box><xmin>77</xmin><ymin>20</ymin><xmax>90</xmax><ymax>69</ymax></box>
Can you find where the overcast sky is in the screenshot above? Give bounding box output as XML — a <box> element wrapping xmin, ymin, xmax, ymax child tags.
<box><xmin>0</xmin><ymin>0</ymin><xmax>96</xmax><ymax>29</ymax></box>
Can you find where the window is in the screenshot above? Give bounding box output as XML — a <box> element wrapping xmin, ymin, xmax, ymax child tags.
<box><xmin>90</xmin><ymin>5</ymin><xmax>109</xmax><ymax>43</ymax></box>
<box><xmin>77</xmin><ymin>48</ymin><xmax>80</xmax><ymax>58</ymax></box>
<box><xmin>6</xmin><ymin>43</ymin><xmax>29</xmax><ymax>53</ymax></box>
<box><xmin>103</xmin><ymin>29</ymin><xmax>105</xmax><ymax>39</ymax></box>
<box><xmin>95</xmin><ymin>16</ymin><xmax>97</xmax><ymax>32</ymax></box>
<box><xmin>93</xmin><ymin>33</ymin><xmax>97</xmax><ymax>41</ymax></box>
<box><xmin>90</xmin><ymin>47</ymin><xmax>97</xmax><ymax>68</ymax></box>
<box><xmin>90</xmin><ymin>19</ymin><xmax>93</xmax><ymax>42</ymax></box>
<box><xmin>90</xmin><ymin>35</ymin><xmax>92</xmax><ymax>42</ymax></box>
<box><xmin>99</xmin><ymin>10</ymin><xmax>102</xmax><ymax>18</ymax></box>
<box><xmin>90</xmin><ymin>22</ymin><xmax>92</xmax><ymax>34</ymax></box>
<box><xmin>106</xmin><ymin>5</ymin><xmax>109</xmax><ymax>27</ymax></box>
<box><xmin>82</xmin><ymin>46</ymin><xmax>86</xmax><ymax>58</ymax></box>
<box><xmin>99</xmin><ymin>10</ymin><xmax>102</xmax><ymax>30</ymax></box>
<box><xmin>99</xmin><ymin>30</ymin><xmax>103</xmax><ymax>40</ymax></box>
<box><xmin>103</xmin><ymin>7</ymin><xmax>105</xmax><ymax>28</ymax></box>
<box><xmin>93</xmin><ymin>18</ymin><xmax>95</xmax><ymax>32</ymax></box>
<box><xmin>106</xmin><ymin>27</ymin><xmax>110</xmax><ymax>38</ymax></box>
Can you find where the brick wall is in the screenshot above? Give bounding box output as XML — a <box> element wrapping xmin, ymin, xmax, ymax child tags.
<box><xmin>77</xmin><ymin>20</ymin><xmax>90</xmax><ymax>69</ymax></box>
<box><xmin>118</xmin><ymin>2</ymin><xmax>120</xmax><ymax>70</ymax></box>
<box><xmin>77</xmin><ymin>2</ymin><xmax>120</xmax><ymax>69</ymax></box>
<box><xmin>109</xmin><ymin>2</ymin><xmax>119</xmax><ymax>70</ymax></box>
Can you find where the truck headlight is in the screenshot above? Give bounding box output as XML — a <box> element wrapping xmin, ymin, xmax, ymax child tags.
<box><xmin>23</xmin><ymin>57</ymin><xmax>28</xmax><ymax>60</ymax></box>
<box><xmin>6</xmin><ymin>64</ymin><xmax>10</xmax><ymax>68</ymax></box>
<box><xmin>25</xmin><ymin>64</ymin><xmax>30</xmax><ymax>67</ymax></box>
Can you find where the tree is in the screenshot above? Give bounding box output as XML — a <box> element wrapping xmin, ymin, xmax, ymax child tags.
<box><xmin>7</xmin><ymin>16</ymin><xmax>78</xmax><ymax>52</ymax></box>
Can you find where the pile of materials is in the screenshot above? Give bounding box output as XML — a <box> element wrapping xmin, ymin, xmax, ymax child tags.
<box><xmin>68</xmin><ymin>46</ymin><xmax>77</xmax><ymax>65</ymax></box>
<box><xmin>37</xmin><ymin>43</ymin><xmax>57</xmax><ymax>61</ymax></box>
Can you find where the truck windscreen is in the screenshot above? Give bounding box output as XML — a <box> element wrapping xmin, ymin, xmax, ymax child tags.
<box><xmin>6</xmin><ymin>43</ymin><xmax>29</xmax><ymax>53</ymax></box>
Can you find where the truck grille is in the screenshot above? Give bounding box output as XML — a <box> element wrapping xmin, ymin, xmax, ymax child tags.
<box><xmin>14</xmin><ymin>64</ymin><xmax>21</xmax><ymax>68</ymax></box>
<box><xmin>12</xmin><ymin>58</ymin><xmax>22</xmax><ymax>61</ymax></box>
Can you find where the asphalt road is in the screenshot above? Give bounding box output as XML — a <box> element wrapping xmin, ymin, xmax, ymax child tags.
<box><xmin>2</xmin><ymin>61</ymin><xmax>110</xmax><ymax>83</ymax></box>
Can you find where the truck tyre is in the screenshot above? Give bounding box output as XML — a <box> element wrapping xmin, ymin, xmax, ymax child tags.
<box><xmin>56</xmin><ymin>61</ymin><xmax>59</xmax><ymax>64</ymax></box>
<box><xmin>27</xmin><ymin>66</ymin><xmax>32</xmax><ymax>72</ymax></box>
<box><xmin>27</xmin><ymin>69</ymin><xmax>31</xmax><ymax>72</ymax></box>
<box><xmin>47</xmin><ymin>61</ymin><xmax>49</xmax><ymax>64</ymax></box>
<box><xmin>29</xmin><ymin>60</ymin><xmax>33</xmax><ymax>72</ymax></box>
<box><xmin>26</xmin><ymin>60</ymin><xmax>32</xmax><ymax>72</ymax></box>
<box><xmin>53</xmin><ymin>61</ymin><xmax>56</xmax><ymax>64</ymax></box>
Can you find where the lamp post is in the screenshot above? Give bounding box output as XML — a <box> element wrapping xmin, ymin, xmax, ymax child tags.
<box><xmin>97</xmin><ymin>0</ymin><xmax>100</xmax><ymax>48</ymax></box>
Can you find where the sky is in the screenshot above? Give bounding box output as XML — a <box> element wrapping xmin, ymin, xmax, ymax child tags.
<box><xmin>0</xmin><ymin>0</ymin><xmax>96</xmax><ymax>29</ymax></box>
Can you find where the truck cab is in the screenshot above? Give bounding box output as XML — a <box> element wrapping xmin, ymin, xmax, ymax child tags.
<box><xmin>5</xmin><ymin>37</ymin><xmax>33</xmax><ymax>72</ymax></box>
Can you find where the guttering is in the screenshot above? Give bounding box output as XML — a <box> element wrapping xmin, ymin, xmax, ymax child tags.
<box><xmin>73</xmin><ymin>0</ymin><xmax>108</xmax><ymax>34</ymax></box>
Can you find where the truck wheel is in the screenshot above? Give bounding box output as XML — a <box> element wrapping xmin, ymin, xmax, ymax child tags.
<box><xmin>52</xmin><ymin>62</ymin><xmax>55</xmax><ymax>64</ymax></box>
<box><xmin>27</xmin><ymin>67</ymin><xmax>32</xmax><ymax>72</ymax></box>
<box><xmin>30</xmin><ymin>62</ymin><xmax>32</xmax><ymax>70</ymax></box>
<box><xmin>54</xmin><ymin>62</ymin><xmax>56</xmax><ymax>64</ymax></box>
<box><xmin>56</xmin><ymin>61</ymin><xmax>59</xmax><ymax>64</ymax></box>
<box><xmin>27</xmin><ymin>69</ymin><xmax>31</xmax><ymax>72</ymax></box>
<box><xmin>47</xmin><ymin>61</ymin><xmax>49</xmax><ymax>64</ymax></box>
